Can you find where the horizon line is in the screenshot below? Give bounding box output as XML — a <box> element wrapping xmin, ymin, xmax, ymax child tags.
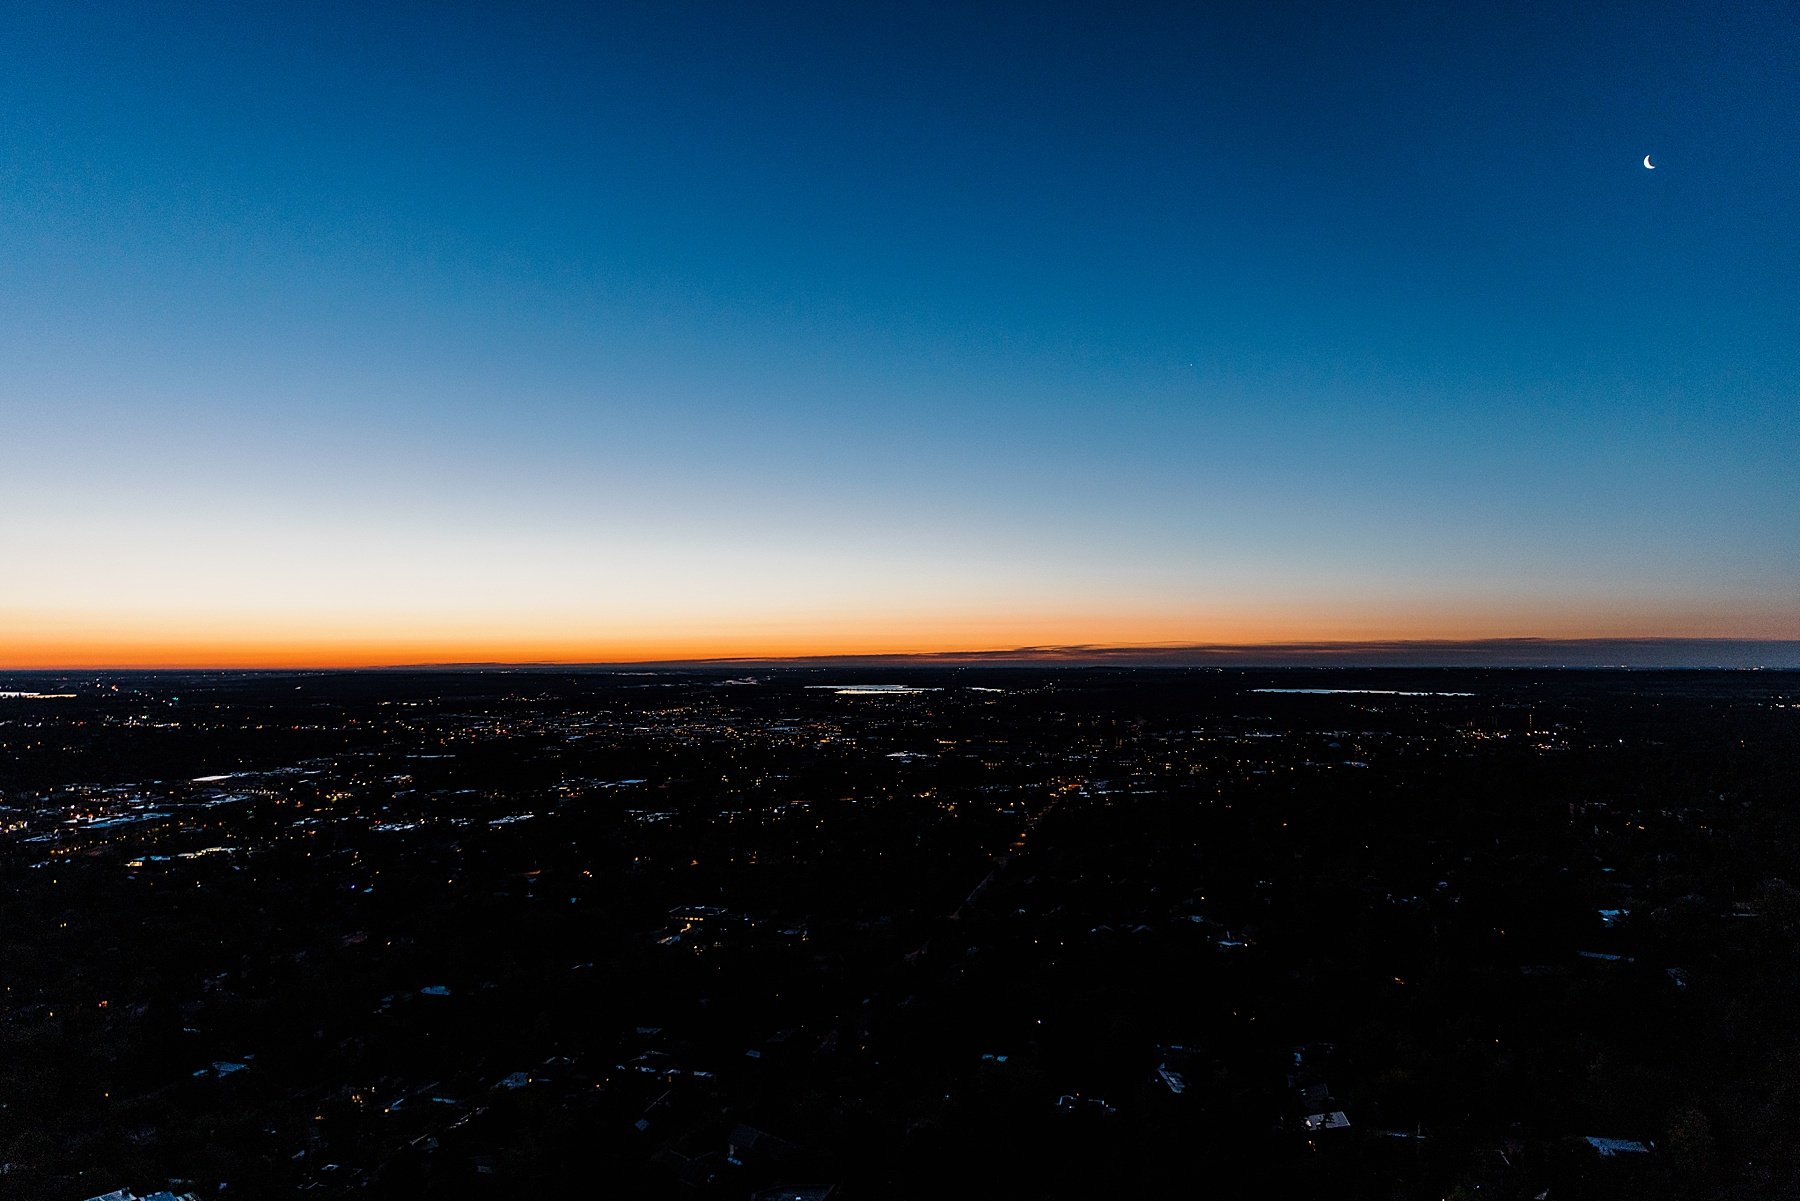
<box><xmin>5</xmin><ymin>637</ymin><xmax>1800</xmax><ymax>673</ymax></box>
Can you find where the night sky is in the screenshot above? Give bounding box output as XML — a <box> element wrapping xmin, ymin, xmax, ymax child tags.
<box><xmin>3</xmin><ymin>1</ymin><xmax>1795</xmax><ymax>666</ymax></box>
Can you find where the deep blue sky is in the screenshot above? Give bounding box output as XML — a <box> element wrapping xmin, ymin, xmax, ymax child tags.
<box><xmin>2</xmin><ymin>1</ymin><xmax>1795</xmax><ymax>664</ymax></box>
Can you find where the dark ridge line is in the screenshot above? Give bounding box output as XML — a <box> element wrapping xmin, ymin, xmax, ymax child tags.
<box><xmin>381</xmin><ymin>637</ymin><xmax>1800</xmax><ymax>671</ymax></box>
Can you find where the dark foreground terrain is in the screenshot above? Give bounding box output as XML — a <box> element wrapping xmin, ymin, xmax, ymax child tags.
<box><xmin>2</xmin><ymin>667</ymin><xmax>1797</xmax><ymax>1199</ymax></box>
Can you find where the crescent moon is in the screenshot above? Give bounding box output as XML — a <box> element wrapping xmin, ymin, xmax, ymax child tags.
<box><xmin>1643</xmin><ymin>155</ymin><xmax>1655</xmax><ymax>169</ymax></box>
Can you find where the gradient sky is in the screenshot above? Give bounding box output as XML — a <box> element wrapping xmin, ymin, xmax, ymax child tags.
<box><xmin>3</xmin><ymin>1</ymin><xmax>1796</xmax><ymax>667</ymax></box>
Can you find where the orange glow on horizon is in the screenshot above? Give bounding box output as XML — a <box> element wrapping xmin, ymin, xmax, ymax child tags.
<box><xmin>4</xmin><ymin>603</ymin><xmax>1793</xmax><ymax>670</ymax></box>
